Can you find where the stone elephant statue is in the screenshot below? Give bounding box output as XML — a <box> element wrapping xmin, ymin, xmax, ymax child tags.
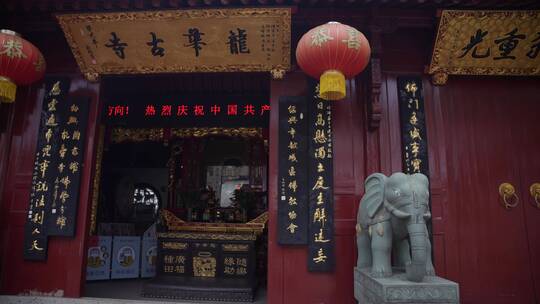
<box><xmin>356</xmin><ymin>172</ymin><xmax>435</xmax><ymax>282</ymax></box>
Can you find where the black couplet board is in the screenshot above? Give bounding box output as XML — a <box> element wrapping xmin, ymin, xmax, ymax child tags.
<box><xmin>46</xmin><ymin>95</ymin><xmax>90</xmax><ymax>236</ymax></box>
<box><xmin>24</xmin><ymin>78</ymin><xmax>71</xmax><ymax>260</ymax></box>
<box><xmin>397</xmin><ymin>77</ymin><xmax>429</xmax><ymax>176</ymax></box>
<box><xmin>277</xmin><ymin>96</ymin><xmax>309</xmax><ymax>245</ymax></box>
<box><xmin>23</xmin><ymin>78</ymin><xmax>90</xmax><ymax>261</ymax></box>
<box><xmin>307</xmin><ymin>83</ymin><xmax>334</xmax><ymax>272</ymax></box>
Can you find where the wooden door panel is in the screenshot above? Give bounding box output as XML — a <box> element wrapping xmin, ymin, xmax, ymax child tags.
<box><xmin>514</xmin><ymin>80</ymin><xmax>540</xmax><ymax>303</ymax></box>
<box><xmin>439</xmin><ymin>78</ymin><xmax>535</xmax><ymax>304</ymax></box>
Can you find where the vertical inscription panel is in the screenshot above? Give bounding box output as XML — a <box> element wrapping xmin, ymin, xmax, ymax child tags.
<box><xmin>23</xmin><ymin>78</ymin><xmax>71</xmax><ymax>261</ymax></box>
<box><xmin>158</xmin><ymin>239</ymin><xmax>190</xmax><ymax>276</ymax></box>
<box><xmin>278</xmin><ymin>96</ymin><xmax>308</xmax><ymax>245</ymax></box>
<box><xmin>47</xmin><ymin>96</ymin><xmax>90</xmax><ymax>236</ymax></box>
<box><xmin>307</xmin><ymin>84</ymin><xmax>334</xmax><ymax>272</ymax></box>
<box><xmin>397</xmin><ymin>77</ymin><xmax>429</xmax><ymax>175</ymax></box>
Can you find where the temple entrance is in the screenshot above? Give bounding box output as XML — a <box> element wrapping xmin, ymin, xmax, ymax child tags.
<box><xmin>83</xmin><ymin>73</ymin><xmax>270</xmax><ymax>302</ymax></box>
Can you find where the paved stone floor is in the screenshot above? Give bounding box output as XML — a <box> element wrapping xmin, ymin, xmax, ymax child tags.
<box><xmin>0</xmin><ymin>279</ymin><xmax>267</xmax><ymax>304</ymax></box>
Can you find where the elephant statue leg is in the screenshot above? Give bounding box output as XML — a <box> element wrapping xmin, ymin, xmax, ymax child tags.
<box><xmin>370</xmin><ymin>221</ymin><xmax>393</xmax><ymax>277</ymax></box>
<box><xmin>357</xmin><ymin>225</ymin><xmax>372</xmax><ymax>268</ymax></box>
<box><xmin>394</xmin><ymin>239</ymin><xmax>412</xmax><ymax>270</ymax></box>
<box><xmin>425</xmin><ymin>227</ymin><xmax>436</xmax><ymax>276</ymax></box>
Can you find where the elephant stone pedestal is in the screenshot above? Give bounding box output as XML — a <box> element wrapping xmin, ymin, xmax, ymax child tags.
<box><xmin>354</xmin><ymin>268</ymin><xmax>459</xmax><ymax>304</ymax></box>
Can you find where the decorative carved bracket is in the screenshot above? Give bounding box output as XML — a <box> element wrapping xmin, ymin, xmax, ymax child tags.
<box><xmin>270</xmin><ymin>68</ymin><xmax>286</xmax><ymax>80</ymax></box>
<box><xmin>84</xmin><ymin>72</ymin><xmax>99</xmax><ymax>83</ymax></box>
<box><xmin>367</xmin><ymin>24</ymin><xmax>383</xmax><ymax>130</ymax></box>
<box><xmin>367</xmin><ymin>58</ymin><xmax>382</xmax><ymax>130</ymax></box>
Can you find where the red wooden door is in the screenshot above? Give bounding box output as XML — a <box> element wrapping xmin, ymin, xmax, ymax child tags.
<box><xmin>514</xmin><ymin>81</ymin><xmax>540</xmax><ymax>302</ymax></box>
<box><xmin>439</xmin><ymin>78</ymin><xmax>538</xmax><ymax>304</ymax></box>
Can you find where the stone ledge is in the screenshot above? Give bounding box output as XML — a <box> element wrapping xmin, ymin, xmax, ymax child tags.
<box><xmin>354</xmin><ymin>267</ymin><xmax>460</xmax><ymax>304</ymax></box>
<box><xmin>0</xmin><ymin>296</ymin><xmax>179</xmax><ymax>304</ymax></box>
<box><xmin>0</xmin><ymin>295</ymin><xmax>235</xmax><ymax>304</ymax></box>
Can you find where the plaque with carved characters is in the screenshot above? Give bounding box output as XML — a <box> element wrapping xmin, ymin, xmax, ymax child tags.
<box><xmin>307</xmin><ymin>82</ymin><xmax>334</xmax><ymax>272</ymax></box>
<box><xmin>278</xmin><ymin>96</ymin><xmax>308</xmax><ymax>245</ymax></box>
<box><xmin>429</xmin><ymin>10</ymin><xmax>540</xmax><ymax>85</ymax></box>
<box><xmin>56</xmin><ymin>8</ymin><xmax>291</xmax><ymax>80</ymax></box>
<box><xmin>397</xmin><ymin>77</ymin><xmax>429</xmax><ymax>176</ymax></box>
<box><xmin>23</xmin><ymin>78</ymin><xmax>71</xmax><ymax>261</ymax></box>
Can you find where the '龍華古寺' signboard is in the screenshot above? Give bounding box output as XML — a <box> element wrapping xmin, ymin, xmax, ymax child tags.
<box><xmin>429</xmin><ymin>10</ymin><xmax>540</xmax><ymax>85</ymax></box>
<box><xmin>57</xmin><ymin>8</ymin><xmax>291</xmax><ymax>80</ymax></box>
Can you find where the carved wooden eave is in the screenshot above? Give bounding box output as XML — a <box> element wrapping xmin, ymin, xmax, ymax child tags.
<box><xmin>367</xmin><ymin>58</ymin><xmax>382</xmax><ymax>131</ymax></box>
<box><xmin>161</xmin><ymin>209</ymin><xmax>268</xmax><ymax>235</ymax></box>
<box><xmin>3</xmin><ymin>0</ymin><xmax>540</xmax><ymax>11</ymax></box>
<box><xmin>365</xmin><ymin>19</ymin><xmax>383</xmax><ymax>131</ymax></box>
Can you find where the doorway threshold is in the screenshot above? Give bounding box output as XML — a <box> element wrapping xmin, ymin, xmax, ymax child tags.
<box><xmin>84</xmin><ymin>279</ymin><xmax>266</xmax><ymax>303</ymax></box>
<box><xmin>0</xmin><ymin>293</ymin><xmax>266</xmax><ymax>304</ymax></box>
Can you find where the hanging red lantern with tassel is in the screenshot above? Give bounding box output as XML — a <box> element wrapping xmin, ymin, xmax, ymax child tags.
<box><xmin>296</xmin><ymin>22</ymin><xmax>370</xmax><ymax>101</ymax></box>
<box><xmin>0</xmin><ymin>29</ymin><xmax>46</xmax><ymax>103</ymax></box>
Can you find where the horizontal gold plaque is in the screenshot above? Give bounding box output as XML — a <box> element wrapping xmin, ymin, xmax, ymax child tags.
<box><xmin>429</xmin><ymin>10</ymin><xmax>540</xmax><ymax>85</ymax></box>
<box><xmin>57</xmin><ymin>8</ymin><xmax>291</xmax><ymax>79</ymax></box>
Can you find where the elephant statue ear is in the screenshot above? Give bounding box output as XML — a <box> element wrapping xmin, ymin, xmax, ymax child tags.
<box><xmin>361</xmin><ymin>173</ymin><xmax>387</xmax><ymax>219</ymax></box>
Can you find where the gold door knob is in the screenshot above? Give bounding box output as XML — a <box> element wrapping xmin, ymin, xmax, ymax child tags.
<box><xmin>529</xmin><ymin>183</ymin><xmax>540</xmax><ymax>209</ymax></box>
<box><xmin>499</xmin><ymin>183</ymin><xmax>519</xmax><ymax>209</ymax></box>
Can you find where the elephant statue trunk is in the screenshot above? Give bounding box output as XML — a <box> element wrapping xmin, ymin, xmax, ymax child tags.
<box><xmin>406</xmin><ymin>222</ymin><xmax>428</xmax><ymax>282</ymax></box>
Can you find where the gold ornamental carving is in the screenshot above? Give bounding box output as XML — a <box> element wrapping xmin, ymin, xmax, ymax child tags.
<box><xmin>110</xmin><ymin>128</ymin><xmax>164</xmax><ymax>143</ymax></box>
<box><xmin>270</xmin><ymin>68</ymin><xmax>286</xmax><ymax>80</ymax></box>
<box><xmin>222</xmin><ymin>244</ymin><xmax>249</xmax><ymax>252</ymax></box>
<box><xmin>193</xmin><ymin>256</ymin><xmax>217</xmax><ymax>277</ymax></box>
<box><xmin>111</xmin><ymin>127</ymin><xmax>263</xmax><ymax>143</ymax></box>
<box><xmin>429</xmin><ymin>10</ymin><xmax>540</xmax><ymax>85</ymax></box>
<box><xmin>161</xmin><ymin>209</ymin><xmax>267</xmax><ymax>235</ymax></box>
<box><xmin>171</xmin><ymin>127</ymin><xmax>263</xmax><ymax>139</ymax></box>
<box><xmin>57</xmin><ymin>8</ymin><xmax>291</xmax><ymax>77</ymax></box>
<box><xmin>158</xmin><ymin>232</ymin><xmax>257</xmax><ymax>241</ymax></box>
<box><xmin>162</xmin><ymin>242</ymin><xmax>188</xmax><ymax>250</ymax></box>
<box><xmin>89</xmin><ymin>126</ymin><xmax>105</xmax><ymax>235</ymax></box>
<box><xmin>161</xmin><ymin>209</ymin><xmax>186</xmax><ymax>226</ymax></box>
<box><xmin>84</xmin><ymin>72</ymin><xmax>99</xmax><ymax>82</ymax></box>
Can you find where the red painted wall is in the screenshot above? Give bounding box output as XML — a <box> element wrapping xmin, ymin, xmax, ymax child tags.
<box><xmin>1</xmin><ymin>8</ymin><xmax>538</xmax><ymax>304</ymax></box>
<box><xmin>0</xmin><ymin>77</ymin><xmax>100</xmax><ymax>297</ymax></box>
<box><xmin>268</xmin><ymin>72</ymin><xmax>373</xmax><ymax>304</ymax></box>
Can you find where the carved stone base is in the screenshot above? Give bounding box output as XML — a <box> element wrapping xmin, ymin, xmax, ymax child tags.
<box><xmin>142</xmin><ymin>276</ymin><xmax>257</xmax><ymax>302</ymax></box>
<box><xmin>354</xmin><ymin>267</ymin><xmax>459</xmax><ymax>304</ymax></box>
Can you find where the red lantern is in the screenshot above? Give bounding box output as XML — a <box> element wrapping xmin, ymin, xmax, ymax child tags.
<box><xmin>0</xmin><ymin>29</ymin><xmax>46</xmax><ymax>103</ymax></box>
<box><xmin>296</xmin><ymin>22</ymin><xmax>370</xmax><ymax>101</ymax></box>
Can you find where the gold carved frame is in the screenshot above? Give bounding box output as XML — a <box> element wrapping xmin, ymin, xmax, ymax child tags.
<box><xmin>110</xmin><ymin>127</ymin><xmax>264</xmax><ymax>143</ymax></box>
<box><xmin>57</xmin><ymin>8</ymin><xmax>291</xmax><ymax>81</ymax></box>
<box><xmin>429</xmin><ymin>10</ymin><xmax>540</xmax><ymax>85</ymax></box>
<box><xmin>89</xmin><ymin>125</ymin><xmax>105</xmax><ymax>235</ymax></box>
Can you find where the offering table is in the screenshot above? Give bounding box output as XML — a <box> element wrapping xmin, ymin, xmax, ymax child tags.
<box><xmin>142</xmin><ymin>210</ymin><xmax>268</xmax><ymax>302</ymax></box>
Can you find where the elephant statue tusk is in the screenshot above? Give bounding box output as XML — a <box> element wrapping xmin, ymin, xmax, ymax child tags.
<box><xmin>384</xmin><ymin>201</ymin><xmax>411</xmax><ymax>219</ymax></box>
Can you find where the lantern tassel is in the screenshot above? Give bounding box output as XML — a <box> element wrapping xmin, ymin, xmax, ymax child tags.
<box><xmin>320</xmin><ymin>70</ymin><xmax>346</xmax><ymax>101</ymax></box>
<box><xmin>0</xmin><ymin>77</ymin><xmax>16</xmax><ymax>103</ymax></box>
